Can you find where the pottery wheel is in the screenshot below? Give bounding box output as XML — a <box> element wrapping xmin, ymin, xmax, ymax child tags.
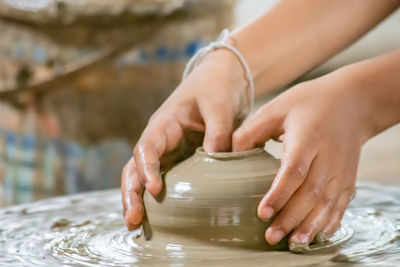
<box><xmin>0</xmin><ymin>182</ymin><xmax>399</xmax><ymax>266</ymax></box>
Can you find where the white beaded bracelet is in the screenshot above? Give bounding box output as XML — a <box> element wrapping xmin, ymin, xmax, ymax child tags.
<box><xmin>182</xmin><ymin>29</ymin><xmax>255</xmax><ymax>113</ymax></box>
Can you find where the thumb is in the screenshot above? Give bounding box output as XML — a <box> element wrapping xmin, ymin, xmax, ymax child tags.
<box><xmin>232</xmin><ymin>103</ymin><xmax>283</xmax><ymax>151</ymax></box>
<box><xmin>202</xmin><ymin>105</ymin><xmax>235</xmax><ymax>153</ymax></box>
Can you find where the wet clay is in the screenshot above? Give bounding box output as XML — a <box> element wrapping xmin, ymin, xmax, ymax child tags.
<box><xmin>0</xmin><ymin>182</ymin><xmax>399</xmax><ymax>266</ymax></box>
<box><xmin>144</xmin><ymin>147</ymin><xmax>285</xmax><ymax>250</ymax></box>
<box><xmin>143</xmin><ymin>148</ymin><xmax>351</xmax><ymax>252</ymax></box>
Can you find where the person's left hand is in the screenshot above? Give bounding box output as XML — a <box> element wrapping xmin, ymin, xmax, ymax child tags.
<box><xmin>232</xmin><ymin>68</ymin><xmax>374</xmax><ymax>247</ymax></box>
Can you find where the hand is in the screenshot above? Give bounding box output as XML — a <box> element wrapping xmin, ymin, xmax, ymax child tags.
<box><xmin>122</xmin><ymin>49</ymin><xmax>249</xmax><ymax>230</ymax></box>
<box><xmin>232</xmin><ymin>68</ymin><xmax>373</xmax><ymax>246</ymax></box>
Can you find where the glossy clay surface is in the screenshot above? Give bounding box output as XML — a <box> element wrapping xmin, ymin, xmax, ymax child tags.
<box><xmin>144</xmin><ymin>148</ymin><xmax>285</xmax><ymax>250</ymax></box>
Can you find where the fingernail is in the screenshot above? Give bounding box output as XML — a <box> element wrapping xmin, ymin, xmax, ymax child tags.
<box><xmin>289</xmin><ymin>233</ymin><xmax>310</xmax><ymax>252</ymax></box>
<box><xmin>298</xmin><ymin>233</ymin><xmax>309</xmax><ymax>243</ymax></box>
<box><xmin>290</xmin><ymin>235</ymin><xmax>300</xmax><ymax>244</ymax></box>
<box><xmin>267</xmin><ymin>228</ymin><xmax>284</xmax><ymax>245</ymax></box>
<box><xmin>260</xmin><ymin>206</ymin><xmax>274</xmax><ymax>220</ymax></box>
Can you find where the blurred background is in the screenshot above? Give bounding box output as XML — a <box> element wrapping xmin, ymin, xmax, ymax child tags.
<box><xmin>0</xmin><ymin>0</ymin><xmax>399</xmax><ymax>207</ymax></box>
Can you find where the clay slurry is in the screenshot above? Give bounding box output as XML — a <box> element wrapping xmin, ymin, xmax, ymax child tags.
<box><xmin>0</xmin><ymin>182</ymin><xmax>399</xmax><ymax>266</ymax></box>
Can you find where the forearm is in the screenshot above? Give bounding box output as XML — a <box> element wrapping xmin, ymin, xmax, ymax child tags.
<box><xmin>342</xmin><ymin>49</ymin><xmax>400</xmax><ymax>139</ymax></box>
<box><xmin>230</xmin><ymin>0</ymin><xmax>399</xmax><ymax>97</ymax></box>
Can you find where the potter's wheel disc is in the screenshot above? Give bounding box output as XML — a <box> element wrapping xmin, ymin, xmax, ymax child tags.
<box><xmin>0</xmin><ymin>182</ymin><xmax>400</xmax><ymax>266</ymax></box>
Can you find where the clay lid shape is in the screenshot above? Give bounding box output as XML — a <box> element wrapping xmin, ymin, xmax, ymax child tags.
<box><xmin>144</xmin><ymin>147</ymin><xmax>286</xmax><ymax>250</ymax></box>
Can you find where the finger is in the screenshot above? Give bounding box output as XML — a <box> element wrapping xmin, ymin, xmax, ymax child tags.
<box><xmin>319</xmin><ymin>155</ymin><xmax>358</xmax><ymax>238</ymax></box>
<box><xmin>322</xmin><ymin>188</ymin><xmax>354</xmax><ymax>237</ymax></box>
<box><xmin>134</xmin><ymin>119</ymin><xmax>183</xmax><ymax>196</ymax></box>
<box><xmin>232</xmin><ymin>102</ymin><xmax>283</xmax><ymax>151</ymax></box>
<box><xmin>257</xmin><ymin>136</ymin><xmax>317</xmax><ymax>221</ymax></box>
<box><xmin>121</xmin><ymin>157</ymin><xmax>145</xmax><ymax>230</ymax></box>
<box><xmin>289</xmin><ymin>177</ymin><xmax>342</xmax><ymax>245</ymax></box>
<box><xmin>264</xmin><ymin>154</ymin><xmax>328</xmax><ymax>245</ymax></box>
<box><xmin>201</xmin><ymin>103</ymin><xmax>235</xmax><ymax>152</ymax></box>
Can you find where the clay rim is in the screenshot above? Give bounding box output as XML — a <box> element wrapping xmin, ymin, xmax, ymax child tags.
<box><xmin>196</xmin><ymin>147</ymin><xmax>266</xmax><ymax>159</ymax></box>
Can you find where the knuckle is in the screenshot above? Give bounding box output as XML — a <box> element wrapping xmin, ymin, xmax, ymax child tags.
<box><xmin>308</xmin><ymin>183</ymin><xmax>323</xmax><ymax>201</ymax></box>
<box><xmin>285</xmin><ymin>159</ymin><xmax>307</xmax><ymax>178</ymax></box>
<box><xmin>322</xmin><ymin>194</ymin><xmax>337</xmax><ymax>210</ymax></box>
<box><xmin>132</xmin><ymin>180</ymin><xmax>143</xmax><ymax>194</ymax></box>
<box><xmin>282</xmin><ymin>162</ymin><xmax>307</xmax><ymax>187</ymax></box>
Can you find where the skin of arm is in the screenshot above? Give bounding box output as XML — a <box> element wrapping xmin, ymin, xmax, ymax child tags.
<box><xmin>230</xmin><ymin>0</ymin><xmax>400</xmax><ymax>97</ymax></box>
<box><xmin>121</xmin><ymin>0</ymin><xmax>400</xmax><ymax>245</ymax></box>
<box><xmin>232</xmin><ymin>49</ymin><xmax>400</xmax><ymax>245</ymax></box>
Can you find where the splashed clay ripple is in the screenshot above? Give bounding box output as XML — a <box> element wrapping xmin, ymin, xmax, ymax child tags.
<box><xmin>0</xmin><ymin>148</ymin><xmax>399</xmax><ymax>266</ymax></box>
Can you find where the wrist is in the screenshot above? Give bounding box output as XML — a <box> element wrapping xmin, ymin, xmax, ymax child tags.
<box><xmin>182</xmin><ymin>29</ymin><xmax>256</xmax><ymax>115</ymax></box>
<box><xmin>197</xmin><ymin>47</ymin><xmax>251</xmax><ymax>109</ymax></box>
<box><xmin>338</xmin><ymin>51</ymin><xmax>400</xmax><ymax>141</ymax></box>
<box><xmin>200</xmin><ymin>49</ymin><xmax>247</xmax><ymax>87</ymax></box>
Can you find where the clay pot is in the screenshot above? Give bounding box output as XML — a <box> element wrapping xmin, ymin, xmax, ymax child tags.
<box><xmin>144</xmin><ymin>147</ymin><xmax>287</xmax><ymax>250</ymax></box>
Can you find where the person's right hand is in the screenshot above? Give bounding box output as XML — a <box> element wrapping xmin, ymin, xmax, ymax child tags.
<box><xmin>121</xmin><ymin>49</ymin><xmax>250</xmax><ymax>230</ymax></box>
